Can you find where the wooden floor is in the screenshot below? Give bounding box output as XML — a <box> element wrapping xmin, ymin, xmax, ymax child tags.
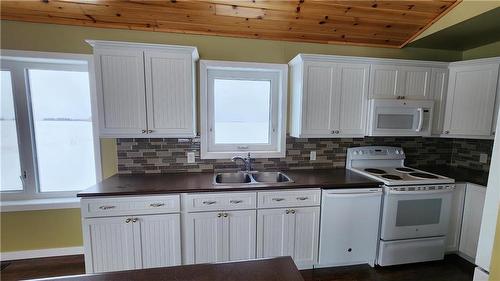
<box><xmin>0</xmin><ymin>254</ymin><xmax>474</xmax><ymax>281</ymax></box>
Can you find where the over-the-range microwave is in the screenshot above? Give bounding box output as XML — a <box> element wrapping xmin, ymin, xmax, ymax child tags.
<box><xmin>367</xmin><ymin>99</ymin><xmax>434</xmax><ymax>136</ymax></box>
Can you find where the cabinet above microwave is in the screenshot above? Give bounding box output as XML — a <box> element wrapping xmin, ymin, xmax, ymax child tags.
<box><xmin>367</xmin><ymin>99</ymin><xmax>434</xmax><ymax>137</ymax></box>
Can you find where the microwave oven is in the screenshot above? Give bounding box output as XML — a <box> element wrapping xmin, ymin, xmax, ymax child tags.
<box><xmin>367</xmin><ymin>99</ymin><xmax>434</xmax><ymax>136</ymax></box>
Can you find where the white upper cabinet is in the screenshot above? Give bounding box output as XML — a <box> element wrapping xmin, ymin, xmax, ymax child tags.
<box><xmin>89</xmin><ymin>40</ymin><xmax>198</xmax><ymax>138</ymax></box>
<box><xmin>369</xmin><ymin>64</ymin><xmax>431</xmax><ymax>100</ymax></box>
<box><xmin>443</xmin><ymin>61</ymin><xmax>499</xmax><ymax>137</ymax></box>
<box><xmin>289</xmin><ymin>55</ymin><xmax>369</xmax><ymax>138</ymax></box>
<box><xmin>430</xmin><ymin>68</ymin><xmax>449</xmax><ymax>135</ymax></box>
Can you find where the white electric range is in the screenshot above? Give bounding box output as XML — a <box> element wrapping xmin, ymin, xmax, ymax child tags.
<box><xmin>346</xmin><ymin>146</ymin><xmax>455</xmax><ymax>266</ymax></box>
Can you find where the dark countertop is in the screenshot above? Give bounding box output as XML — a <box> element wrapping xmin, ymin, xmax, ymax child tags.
<box><xmin>77</xmin><ymin>169</ymin><xmax>382</xmax><ymax>197</ymax></box>
<box><xmin>30</xmin><ymin>257</ymin><xmax>304</xmax><ymax>281</ymax></box>
<box><xmin>416</xmin><ymin>165</ymin><xmax>489</xmax><ymax>186</ymax></box>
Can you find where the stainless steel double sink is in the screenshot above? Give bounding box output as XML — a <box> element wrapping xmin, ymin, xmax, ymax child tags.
<box><xmin>213</xmin><ymin>171</ymin><xmax>293</xmax><ymax>187</ymax></box>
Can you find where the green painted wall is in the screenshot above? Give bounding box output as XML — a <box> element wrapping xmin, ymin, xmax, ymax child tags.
<box><xmin>0</xmin><ymin>19</ymin><xmax>484</xmax><ymax>253</ymax></box>
<box><xmin>462</xmin><ymin>40</ymin><xmax>500</xmax><ymax>60</ymax></box>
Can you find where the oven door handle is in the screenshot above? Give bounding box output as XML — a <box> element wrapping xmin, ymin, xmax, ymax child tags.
<box><xmin>416</xmin><ymin>107</ymin><xmax>424</xmax><ymax>132</ymax></box>
<box><xmin>388</xmin><ymin>189</ymin><xmax>453</xmax><ymax>195</ymax></box>
<box><xmin>324</xmin><ymin>192</ymin><xmax>382</xmax><ymax>198</ymax></box>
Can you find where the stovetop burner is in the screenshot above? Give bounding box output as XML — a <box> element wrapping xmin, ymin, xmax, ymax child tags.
<box><xmin>381</xmin><ymin>174</ymin><xmax>403</xmax><ymax>180</ymax></box>
<box><xmin>409</xmin><ymin>172</ymin><xmax>439</xmax><ymax>179</ymax></box>
<box><xmin>395</xmin><ymin>167</ymin><xmax>415</xmax><ymax>172</ymax></box>
<box><xmin>364</xmin><ymin>168</ymin><xmax>386</xmax><ymax>174</ymax></box>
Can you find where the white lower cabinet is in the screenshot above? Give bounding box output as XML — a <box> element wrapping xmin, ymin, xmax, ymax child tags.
<box><xmin>459</xmin><ymin>184</ymin><xmax>487</xmax><ymax>261</ymax></box>
<box><xmin>184</xmin><ymin>210</ymin><xmax>256</xmax><ymax>264</ymax></box>
<box><xmin>256</xmin><ymin>206</ymin><xmax>320</xmax><ymax>269</ymax></box>
<box><xmin>83</xmin><ymin>214</ymin><xmax>181</xmax><ymax>273</ymax></box>
<box><xmin>446</xmin><ymin>183</ymin><xmax>466</xmax><ymax>252</ymax></box>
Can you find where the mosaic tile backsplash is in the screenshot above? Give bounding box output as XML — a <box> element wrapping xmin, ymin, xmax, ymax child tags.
<box><xmin>116</xmin><ymin>137</ymin><xmax>493</xmax><ymax>174</ymax></box>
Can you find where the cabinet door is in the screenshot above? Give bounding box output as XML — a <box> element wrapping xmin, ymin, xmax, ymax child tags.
<box><xmin>459</xmin><ymin>184</ymin><xmax>486</xmax><ymax>260</ymax></box>
<box><xmin>369</xmin><ymin>65</ymin><xmax>399</xmax><ymax>98</ymax></box>
<box><xmin>136</xmin><ymin>214</ymin><xmax>182</xmax><ymax>269</ymax></box>
<box><xmin>291</xmin><ymin>206</ymin><xmax>320</xmax><ymax>268</ymax></box>
<box><xmin>257</xmin><ymin>208</ymin><xmax>291</xmax><ymax>259</ymax></box>
<box><xmin>83</xmin><ymin>217</ymin><xmax>136</xmax><ymax>273</ymax></box>
<box><xmin>337</xmin><ymin>63</ymin><xmax>369</xmax><ymax>136</ymax></box>
<box><xmin>144</xmin><ymin>51</ymin><xmax>195</xmax><ymax>137</ymax></box>
<box><xmin>94</xmin><ymin>48</ymin><xmax>147</xmax><ymax>136</ymax></box>
<box><xmin>224</xmin><ymin>210</ymin><xmax>256</xmax><ymax>261</ymax></box>
<box><xmin>447</xmin><ymin>184</ymin><xmax>466</xmax><ymax>252</ymax></box>
<box><xmin>443</xmin><ymin>64</ymin><xmax>499</xmax><ymax>136</ymax></box>
<box><xmin>430</xmin><ymin>68</ymin><xmax>449</xmax><ymax>135</ymax></box>
<box><xmin>400</xmin><ymin>66</ymin><xmax>431</xmax><ymax>99</ymax></box>
<box><xmin>301</xmin><ymin>62</ymin><xmax>336</xmax><ymax>136</ymax></box>
<box><xmin>184</xmin><ymin>212</ymin><xmax>224</xmax><ymax>264</ymax></box>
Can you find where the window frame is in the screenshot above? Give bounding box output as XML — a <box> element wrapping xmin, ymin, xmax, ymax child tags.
<box><xmin>0</xmin><ymin>50</ymin><xmax>102</xmax><ymax>201</ymax></box>
<box><xmin>200</xmin><ymin>60</ymin><xmax>287</xmax><ymax>159</ymax></box>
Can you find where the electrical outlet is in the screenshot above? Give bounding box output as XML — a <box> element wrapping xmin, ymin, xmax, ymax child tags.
<box><xmin>479</xmin><ymin>153</ymin><xmax>488</xmax><ymax>164</ymax></box>
<box><xmin>310</xmin><ymin>151</ymin><xmax>316</xmax><ymax>161</ymax></box>
<box><xmin>187</xmin><ymin>152</ymin><xmax>196</xmax><ymax>163</ymax></box>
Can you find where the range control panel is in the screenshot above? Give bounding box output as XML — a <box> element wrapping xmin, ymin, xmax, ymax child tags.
<box><xmin>347</xmin><ymin>146</ymin><xmax>405</xmax><ymax>160</ymax></box>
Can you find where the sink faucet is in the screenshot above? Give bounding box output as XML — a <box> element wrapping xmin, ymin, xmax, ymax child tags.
<box><xmin>232</xmin><ymin>152</ymin><xmax>253</xmax><ymax>172</ymax></box>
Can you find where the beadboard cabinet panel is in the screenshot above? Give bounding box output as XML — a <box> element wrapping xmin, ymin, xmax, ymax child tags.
<box><xmin>401</xmin><ymin>66</ymin><xmax>431</xmax><ymax>99</ymax></box>
<box><xmin>184</xmin><ymin>211</ymin><xmax>225</xmax><ymax>264</ymax></box>
<box><xmin>430</xmin><ymin>68</ymin><xmax>449</xmax><ymax>135</ymax></box>
<box><xmin>95</xmin><ymin>48</ymin><xmax>147</xmax><ymax>136</ymax></box>
<box><xmin>144</xmin><ymin>51</ymin><xmax>196</xmax><ymax>137</ymax></box>
<box><xmin>446</xmin><ymin>183</ymin><xmax>466</xmax><ymax>252</ymax></box>
<box><xmin>369</xmin><ymin>65</ymin><xmax>399</xmax><ymax>98</ymax></box>
<box><xmin>225</xmin><ymin>210</ymin><xmax>257</xmax><ymax>261</ymax></box>
<box><xmin>291</xmin><ymin>206</ymin><xmax>321</xmax><ymax>268</ymax></box>
<box><xmin>443</xmin><ymin>63</ymin><xmax>499</xmax><ymax>137</ymax></box>
<box><xmin>459</xmin><ymin>184</ymin><xmax>487</xmax><ymax>261</ymax></box>
<box><xmin>256</xmin><ymin>208</ymin><xmax>290</xmax><ymax>259</ymax></box>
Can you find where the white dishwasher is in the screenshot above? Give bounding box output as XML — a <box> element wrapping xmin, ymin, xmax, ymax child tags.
<box><xmin>318</xmin><ymin>188</ymin><xmax>382</xmax><ymax>268</ymax></box>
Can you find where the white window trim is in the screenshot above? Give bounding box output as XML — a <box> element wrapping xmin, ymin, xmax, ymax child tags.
<box><xmin>200</xmin><ymin>60</ymin><xmax>288</xmax><ymax>159</ymax></box>
<box><xmin>0</xmin><ymin>49</ymin><xmax>102</xmax><ymax>202</ymax></box>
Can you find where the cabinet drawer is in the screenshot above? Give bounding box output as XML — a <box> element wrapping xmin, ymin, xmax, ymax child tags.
<box><xmin>258</xmin><ymin>189</ymin><xmax>321</xmax><ymax>208</ymax></box>
<box><xmin>183</xmin><ymin>192</ymin><xmax>256</xmax><ymax>212</ymax></box>
<box><xmin>82</xmin><ymin>195</ymin><xmax>180</xmax><ymax>218</ymax></box>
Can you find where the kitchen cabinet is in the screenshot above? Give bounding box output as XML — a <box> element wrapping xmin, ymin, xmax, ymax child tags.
<box><xmin>459</xmin><ymin>183</ymin><xmax>487</xmax><ymax>261</ymax></box>
<box><xmin>88</xmin><ymin>40</ymin><xmax>198</xmax><ymax>138</ymax></box>
<box><xmin>430</xmin><ymin>68</ymin><xmax>449</xmax><ymax>135</ymax></box>
<box><xmin>442</xmin><ymin>62</ymin><xmax>499</xmax><ymax>138</ymax></box>
<box><xmin>82</xmin><ymin>214</ymin><xmax>181</xmax><ymax>273</ymax></box>
<box><xmin>369</xmin><ymin>64</ymin><xmax>432</xmax><ymax>100</ymax></box>
<box><xmin>289</xmin><ymin>56</ymin><xmax>369</xmax><ymax>138</ymax></box>
<box><xmin>184</xmin><ymin>210</ymin><xmax>256</xmax><ymax>264</ymax></box>
<box><xmin>257</xmin><ymin>206</ymin><xmax>320</xmax><ymax>269</ymax></box>
<box><xmin>446</xmin><ymin>183</ymin><xmax>466</xmax><ymax>252</ymax></box>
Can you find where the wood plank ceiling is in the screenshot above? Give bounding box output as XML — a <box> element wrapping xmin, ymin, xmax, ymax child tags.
<box><xmin>0</xmin><ymin>0</ymin><xmax>460</xmax><ymax>48</ymax></box>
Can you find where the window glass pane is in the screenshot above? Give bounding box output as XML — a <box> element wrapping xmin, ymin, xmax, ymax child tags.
<box><xmin>214</xmin><ymin>79</ymin><xmax>271</xmax><ymax>144</ymax></box>
<box><xmin>1</xmin><ymin>71</ymin><xmax>23</xmax><ymax>191</ymax></box>
<box><xmin>28</xmin><ymin>69</ymin><xmax>96</xmax><ymax>192</ymax></box>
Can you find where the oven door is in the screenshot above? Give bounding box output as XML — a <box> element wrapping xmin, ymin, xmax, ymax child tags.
<box><xmin>380</xmin><ymin>189</ymin><xmax>452</xmax><ymax>241</ymax></box>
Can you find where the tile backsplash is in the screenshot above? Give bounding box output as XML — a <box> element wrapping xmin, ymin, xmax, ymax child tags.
<box><xmin>116</xmin><ymin>137</ymin><xmax>493</xmax><ymax>174</ymax></box>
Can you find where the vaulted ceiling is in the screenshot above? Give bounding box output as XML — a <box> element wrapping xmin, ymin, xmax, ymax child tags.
<box><xmin>0</xmin><ymin>0</ymin><xmax>460</xmax><ymax>48</ymax></box>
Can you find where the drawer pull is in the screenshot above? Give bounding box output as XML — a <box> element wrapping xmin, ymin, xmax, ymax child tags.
<box><xmin>272</xmin><ymin>198</ymin><xmax>285</xmax><ymax>202</ymax></box>
<box><xmin>125</xmin><ymin>218</ymin><xmax>132</xmax><ymax>223</ymax></box>
<box><xmin>296</xmin><ymin>197</ymin><xmax>309</xmax><ymax>201</ymax></box>
<box><xmin>99</xmin><ymin>205</ymin><xmax>116</xmax><ymax>210</ymax></box>
<box><xmin>217</xmin><ymin>213</ymin><xmax>222</xmax><ymax>218</ymax></box>
<box><xmin>132</xmin><ymin>218</ymin><xmax>138</xmax><ymax>223</ymax></box>
<box><xmin>150</xmin><ymin>203</ymin><xmax>165</xmax><ymax>207</ymax></box>
<box><xmin>291</xmin><ymin>209</ymin><xmax>296</xmax><ymax>214</ymax></box>
<box><xmin>230</xmin><ymin>200</ymin><xmax>243</xmax><ymax>204</ymax></box>
<box><xmin>203</xmin><ymin>200</ymin><xmax>217</xmax><ymax>205</ymax></box>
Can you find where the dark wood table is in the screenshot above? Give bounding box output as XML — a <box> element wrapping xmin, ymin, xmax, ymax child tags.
<box><xmin>30</xmin><ymin>257</ymin><xmax>305</xmax><ymax>281</ymax></box>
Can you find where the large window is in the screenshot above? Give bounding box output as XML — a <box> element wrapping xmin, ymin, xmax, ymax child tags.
<box><xmin>0</xmin><ymin>52</ymin><xmax>100</xmax><ymax>200</ymax></box>
<box><xmin>200</xmin><ymin>60</ymin><xmax>287</xmax><ymax>159</ymax></box>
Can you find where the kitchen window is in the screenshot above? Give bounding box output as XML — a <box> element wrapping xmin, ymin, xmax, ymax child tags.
<box><xmin>200</xmin><ymin>60</ymin><xmax>287</xmax><ymax>159</ymax></box>
<box><xmin>0</xmin><ymin>51</ymin><xmax>101</xmax><ymax>202</ymax></box>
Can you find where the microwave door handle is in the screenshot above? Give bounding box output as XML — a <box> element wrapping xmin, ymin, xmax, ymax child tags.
<box><xmin>416</xmin><ymin>108</ymin><xmax>424</xmax><ymax>132</ymax></box>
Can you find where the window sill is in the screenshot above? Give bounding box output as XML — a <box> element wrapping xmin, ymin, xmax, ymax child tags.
<box><xmin>0</xmin><ymin>197</ymin><xmax>80</xmax><ymax>212</ymax></box>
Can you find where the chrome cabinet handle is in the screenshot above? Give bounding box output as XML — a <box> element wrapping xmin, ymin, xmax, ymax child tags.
<box><xmin>217</xmin><ymin>213</ymin><xmax>222</xmax><ymax>218</ymax></box>
<box><xmin>291</xmin><ymin>209</ymin><xmax>296</xmax><ymax>214</ymax></box>
<box><xmin>150</xmin><ymin>203</ymin><xmax>165</xmax><ymax>207</ymax></box>
<box><xmin>285</xmin><ymin>210</ymin><xmax>290</xmax><ymax>214</ymax></box>
<box><xmin>230</xmin><ymin>200</ymin><xmax>243</xmax><ymax>204</ymax></box>
<box><xmin>444</xmin><ymin>130</ymin><xmax>449</xmax><ymax>134</ymax></box>
<box><xmin>272</xmin><ymin>198</ymin><xmax>285</xmax><ymax>202</ymax></box>
<box><xmin>296</xmin><ymin>197</ymin><xmax>309</xmax><ymax>201</ymax></box>
<box><xmin>203</xmin><ymin>201</ymin><xmax>217</xmax><ymax>205</ymax></box>
<box><xmin>141</xmin><ymin>129</ymin><xmax>147</xmax><ymax>134</ymax></box>
<box><xmin>125</xmin><ymin>218</ymin><xmax>132</xmax><ymax>223</ymax></box>
<box><xmin>148</xmin><ymin>130</ymin><xmax>153</xmax><ymax>133</ymax></box>
<box><xmin>223</xmin><ymin>213</ymin><xmax>228</xmax><ymax>218</ymax></box>
<box><xmin>99</xmin><ymin>205</ymin><xmax>116</xmax><ymax>210</ymax></box>
<box><xmin>132</xmin><ymin>218</ymin><xmax>138</xmax><ymax>223</ymax></box>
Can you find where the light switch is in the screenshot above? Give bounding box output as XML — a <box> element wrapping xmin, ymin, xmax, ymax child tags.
<box><xmin>187</xmin><ymin>152</ymin><xmax>196</xmax><ymax>163</ymax></box>
<box><xmin>479</xmin><ymin>153</ymin><xmax>488</xmax><ymax>164</ymax></box>
<box><xmin>310</xmin><ymin>151</ymin><xmax>316</xmax><ymax>161</ymax></box>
